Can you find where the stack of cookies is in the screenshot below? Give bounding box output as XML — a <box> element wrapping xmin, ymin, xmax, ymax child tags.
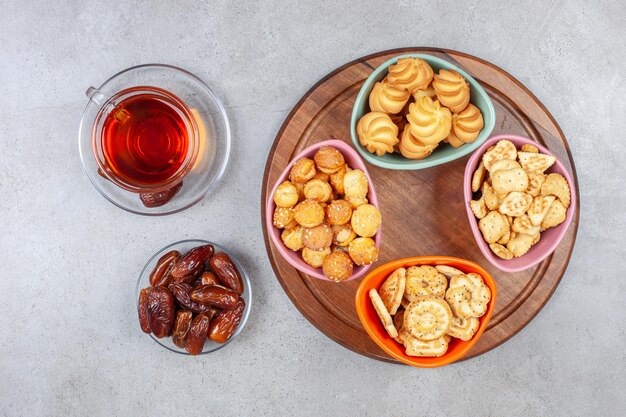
<box><xmin>469</xmin><ymin>139</ymin><xmax>571</xmax><ymax>259</ymax></box>
<box><xmin>356</xmin><ymin>57</ymin><xmax>484</xmax><ymax>160</ymax></box>
<box><xmin>369</xmin><ymin>264</ymin><xmax>491</xmax><ymax>357</ymax></box>
<box><xmin>273</xmin><ymin>146</ymin><xmax>382</xmax><ymax>282</ymax></box>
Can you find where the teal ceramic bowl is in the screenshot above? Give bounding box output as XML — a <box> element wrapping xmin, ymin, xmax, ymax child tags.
<box><xmin>350</xmin><ymin>54</ymin><xmax>495</xmax><ymax>170</ymax></box>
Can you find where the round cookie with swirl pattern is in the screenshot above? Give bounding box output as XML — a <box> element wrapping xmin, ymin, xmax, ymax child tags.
<box><xmin>386</xmin><ymin>57</ymin><xmax>434</xmax><ymax>93</ymax></box>
<box><xmin>368</xmin><ymin>79</ymin><xmax>411</xmax><ymax>114</ymax></box>
<box><xmin>432</xmin><ymin>69</ymin><xmax>470</xmax><ymax>113</ymax></box>
<box><xmin>356</xmin><ymin>112</ymin><xmax>399</xmax><ymax>156</ymax></box>
<box><xmin>406</xmin><ymin>96</ymin><xmax>452</xmax><ymax>145</ymax></box>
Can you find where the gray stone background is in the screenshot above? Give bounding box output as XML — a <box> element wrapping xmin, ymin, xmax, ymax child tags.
<box><xmin>0</xmin><ymin>0</ymin><xmax>624</xmax><ymax>416</ymax></box>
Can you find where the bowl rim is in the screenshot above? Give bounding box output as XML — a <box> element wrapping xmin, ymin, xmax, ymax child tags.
<box><xmin>355</xmin><ymin>256</ymin><xmax>497</xmax><ymax>368</ymax></box>
<box><xmin>264</xmin><ymin>139</ymin><xmax>381</xmax><ymax>282</ymax></box>
<box><xmin>136</xmin><ymin>238</ymin><xmax>252</xmax><ymax>355</ymax></box>
<box><xmin>350</xmin><ymin>53</ymin><xmax>496</xmax><ymax>170</ymax></box>
<box><xmin>463</xmin><ymin>134</ymin><xmax>578</xmax><ymax>272</ymax></box>
<box><xmin>78</xmin><ymin>63</ymin><xmax>232</xmax><ymax>216</ymax></box>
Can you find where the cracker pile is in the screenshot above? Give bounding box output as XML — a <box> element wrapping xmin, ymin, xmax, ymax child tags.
<box><xmin>356</xmin><ymin>57</ymin><xmax>484</xmax><ymax>160</ymax></box>
<box><xmin>369</xmin><ymin>265</ymin><xmax>491</xmax><ymax>357</ymax></box>
<box><xmin>469</xmin><ymin>139</ymin><xmax>571</xmax><ymax>259</ymax></box>
<box><xmin>273</xmin><ymin>146</ymin><xmax>382</xmax><ymax>282</ymax></box>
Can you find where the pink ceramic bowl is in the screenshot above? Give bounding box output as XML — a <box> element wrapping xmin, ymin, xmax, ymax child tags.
<box><xmin>265</xmin><ymin>139</ymin><xmax>381</xmax><ymax>282</ymax></box>
<box><xmin>464</xmin><ymin>134</ymin><xmax>577</xmax><ymax>273</ymax></box>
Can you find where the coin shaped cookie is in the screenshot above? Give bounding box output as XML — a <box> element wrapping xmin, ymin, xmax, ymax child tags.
<box><xmin>293</xmin><ymin>200</ymin><xmax>325</xmax><ymax>228</ymax></box>
<box><xmin>303</xmin><ymin>179</ymin><xmax>332</xmax><ymax>202</ymax></box>
<box><xmin>314</xmin><ymin>146</ymin><xmax>345</xmax><ymax>174</ymax></box>
<box><xmin>404</xmin><ymin>296</ymin><xmax>452</xmax><ymax>341</ymax></box>
<box><xmin>302</xmin><ymin>224</ymin><xmax>333</xmax><ymax>250</ymax></box>
<box><xmin>329</xmin><ymin>164</ymin><xmax>347</xmax><ymax>195</ymax></box>
<box><xmin>289</xmin><ymin>157</ymin><xmax>317</xmax><ymax>184</ymax></box>
<box><xmin>343</xmin><ymin>169</ymin><xmax>369</xmax><ymax>198</ymax></box>
<box><xmin>301</xmin><ymin>247</ymin><xmax>331</xmax><ymax>268</ymax></box>
<box><xmin>273</xmin><ymin>181</ymin><xmax>299</xmax><ymax>208</ymax></box>
<box><xmin>281</xmin><ymin>226</ymin><xmax>304</xmax><ymax>251</ymax></box>
<box><xmin>332</xmin><ymin>223</ymin><xmax>356</xmax><ymax>247</ymax></box>
<box><xmin>348</xmin><ymin>237</ymin><xmax>380</xmax><ymax>267</ymax></box>
<box><xmin>273</xmin><ymin>207</ymin><xmax>296</xmax><ymax>229</ymax></box>
<box><xmin>322</xmin><ymin>251</ymin><xmax>353</xmax><ymax>282</ymax></box>
<box><xmin>351</xmin><ymin>204</ymin><xmax>381</xmax><ymax>238</ymax></box>
<box><xmin>325</xmin><ymin>199</ymin><xmax>352</xmax><ymax>225</ymax></box>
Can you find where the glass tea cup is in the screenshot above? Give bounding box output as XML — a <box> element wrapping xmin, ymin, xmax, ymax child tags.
<box><xmin>89</xmin><ymin>85</ymin><xmax>200</xmax><ymax>193</ymax></box>
<box><xmin>78</xmin><ymin>64</ymin><xmax>231</xmax><ymax>215</ymax></box>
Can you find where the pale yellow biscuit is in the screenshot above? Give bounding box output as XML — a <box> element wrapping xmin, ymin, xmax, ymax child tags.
<box><xmin>369</xmin><ymin>289</ymin><xmax>398</xmax><ymax>338</ymax></box>
<box><xmin>541</xmin><ymin>173</ymin><xmax>571</xmax><ymax>208</ymax></box>
<box><xmin>378</xmin><ymin>267</ymin><xmax>406</xmax><ymax>315</ymax></box>
<box><xmin>404</xmin><ymin>265</ymin><xmax>448</xmax><ymax>301</ymax></box>
<box><xmin>446</xmin><ymin>273</ymin><xmax>491</xmax><ymax>319</ymax></box>
<box><xmin>404</xmin><ymin>296</ymin><xmax>452</xmax><ymax>341</ymax></box>
<box><xmin>447</xmin><ymin>316</ymin><xmax>479</xmax><ymax>341</ymax></box>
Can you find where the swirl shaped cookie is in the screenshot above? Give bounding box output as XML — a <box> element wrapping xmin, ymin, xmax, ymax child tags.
<box><xmin>432</xmin><ymin>69</ymin><xmax>470</xmax><ymax>113</ymax></box>
<box><xmin>406</xmin><ymin>97</ymin><xmax>452</xmax><ymax>145</ymax></box>
<box><xmin>451</xmin><ymin>103</ymin><xmax>484</xmax><ymax>144</ymax></box>
<box><xmin>369</xmin><ymin>80</ymin><xmax>411</xmax><ymax>114</ymax></box>
<box><xmin>398</xmin><ymin>125</ymin><xmax>438</xmax><ymax>160</ymax></box>
<box><xmin>386</xmin><ymin>57</ymin><xmax>434</xmax><ymax>93</ymax></box>
<box><xmin>357</xmin><ymin>112</ymin><xmax>399</xmax><ymax>156</ymax></box>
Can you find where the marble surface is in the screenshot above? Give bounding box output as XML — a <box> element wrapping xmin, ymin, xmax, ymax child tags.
<box><xmin>0</xmin><ymin>1</ymin><xmax>624</xmax><ymax>416</ymax></box>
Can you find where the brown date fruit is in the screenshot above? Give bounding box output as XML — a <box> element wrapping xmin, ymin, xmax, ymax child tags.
<box><xmin>170</xmin><ymin>245</ymin><xmax>214</xmax><ymax>284</ymax></box>
<box><xmin>149</xmin><ymin>250</ymin><xmax>181</xmax><ymax>287</ymax></box>
<box><xmin>139</xmin><ymin>181</ymin><xmax>183</xmax><ymax>208</ymax></box>
<box><xmin>168</xmin><ymin>282</ymin><xmax>215</xmax><ymax>314</ymax></box>
<box><xmin>172</xmin><ymin>310</ymin><xmax>193</xmax><ymax>348</ymax></box>
<box><xmin>137</xmin><ymin>287</ymin><xmax>152</xmax><ymax>334</ymax></box>
<box><xmin>185</xmin><ymin>313</ymin><xmax>211</xmax><ymax>355</ymax></box>
<box><xmin>209</xmin><ymin>252</ymin><xmax>244</xmax><ymax>294</ymax></box>
<box><xmin>200</xmin><ymin>271</ymin><xmax>220</xmax><ymax>287</ymax></box>
<box><xmin>208</xmin><ymin>297</ymin><xmax>245</xmax><ymax>343</ymax></box>
<box><xmin>145</xmin><ymin>287</ymin><xmax>176</xmax><ymax>338</ymax></box>
<box><xmin>190</xmin><ymin>284</ymin><xmax>238</xmax><ymax>309</ymax></box>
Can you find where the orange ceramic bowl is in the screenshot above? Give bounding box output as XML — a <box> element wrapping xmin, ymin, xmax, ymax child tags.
<box><xmin>355</xmin><ymin>256</ymin><xmax>497</xmax><ymax>368</ymax></box>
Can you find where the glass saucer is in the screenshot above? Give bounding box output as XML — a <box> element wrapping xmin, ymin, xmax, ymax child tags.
<box><xmin>78</xmin><ymin>64</ymin><xmax>231</xmax><ymax>215</ymax></box>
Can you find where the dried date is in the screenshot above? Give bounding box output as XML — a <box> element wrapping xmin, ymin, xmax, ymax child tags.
<box><xmin>172</xmin><ymin>310</ymin><xmax>193</xmax><ymax>348</ymax></box>
<box><xmin>185</xmin><ymin>313</ymin><xmax>211</xmax><ymax>355</ymax></box>
<box><xmin>208</xmin><ymin>298</ymin><xmax>245</xmax><ymax>343</ymax></box>
<box><xmin>149</xmin><ymin>250</ymin><xmax>181</xmax><ymax>287</ymax></box>
<box><xmin>190</xmin><ymin>284</ymin><xmax>238</xmax><ymax>309</ymax></box>
<box><xmin>138</xmin><ymin>287</ymin><xmax>152</xmax><ymax>334</ymax></box>
<box><xmin>168</xmin><ymin>282</ymin><xmax>215</xmax><ymax>314</ymax></box>
<box><xmin>209</xmin><ymin>252</ymin><xmax>244</xmax><ymax>294</ymax></box>
<box><xmin>200</xmin><ymin>271</ymin><xmax>220</xmax><ymax>287</ymax></box>
<box><xmin>145</xmin><ymin>287</ymin><xmax>175</xmax><ymax>338</ymax></box>
<box><xmin>170</xmin><ymin>245</ymin><xmax>214</xmax><ymax>284</ymax></box>
<box><xmin>139</xmin><ymin>181</ymin><xmax>183</xmax><ymax>208</ymax></box>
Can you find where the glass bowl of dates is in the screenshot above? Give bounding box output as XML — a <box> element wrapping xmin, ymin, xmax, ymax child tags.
<box><xmin>136</xmin><ymin>239</ymin><xmax>251</xmax><ymax>355</ymax></box>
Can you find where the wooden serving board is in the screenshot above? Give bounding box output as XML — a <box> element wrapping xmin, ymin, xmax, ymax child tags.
<box><xmin>261</xmin><ymin>48</ymin><xmax>580</xmax><ymax>363</ymax></box>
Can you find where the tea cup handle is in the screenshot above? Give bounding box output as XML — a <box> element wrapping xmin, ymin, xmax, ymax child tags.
<box><xmin>85</xmin><ymin>86</ymin><xmax>108</xmax><ymax>107</ymax></box>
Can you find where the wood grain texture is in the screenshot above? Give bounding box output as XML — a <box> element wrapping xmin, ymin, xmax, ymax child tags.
<box><xmin>260</xmin><ymin>48</ymin><xmax>580</xmax><ymax>363</ymax></box>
